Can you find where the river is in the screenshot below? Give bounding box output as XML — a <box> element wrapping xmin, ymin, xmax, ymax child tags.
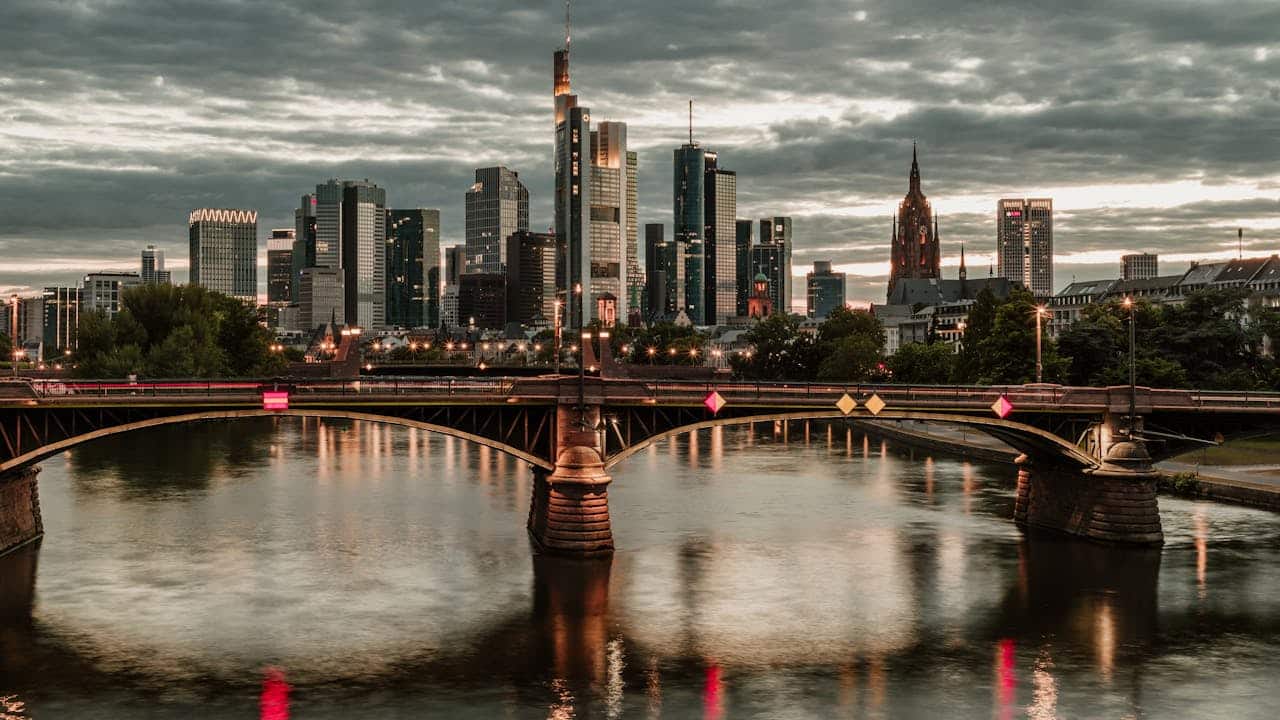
<box><xmin>1</xmin><ymin>416</ymin><xmax>1279</xmax><ymax>718</ymax></box>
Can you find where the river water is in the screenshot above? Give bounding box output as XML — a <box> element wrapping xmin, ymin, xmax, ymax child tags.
<box><xmin>2</xmin><ymin>417</ymin><xmax>1279</xmax><ymax>718</ymax></box>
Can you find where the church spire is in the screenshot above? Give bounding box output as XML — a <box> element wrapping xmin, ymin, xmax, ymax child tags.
<box><xmin>959</xmin><ymin>241</ymin><xmax>967</xmax><ymax>282</ymax></box>
<box><xmin>909</xmin><ymin>142</ymin><xmax>921</xmax><ymax>194</ymax></box>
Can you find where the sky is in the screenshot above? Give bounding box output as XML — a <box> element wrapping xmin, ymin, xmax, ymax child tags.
<box><xmin>1</xmin><ymin>0</ymin><xmax>1278</xmax><ymax>309</ymax></box>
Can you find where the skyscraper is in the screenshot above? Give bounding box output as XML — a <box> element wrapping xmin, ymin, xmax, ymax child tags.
<box><xmin>735</xmin><ymin>220</ymin><xmax>754</xmax><ymax>317</ymax></box>
<box><xmin>750</xmin><ymin>244</ymin><xmax>784</xmax><ymax>317</ymax></box>
<box><xmin>997</xmin><ymin>198</ymin><xmax>1054</xmax><ymax>297</ymax></box>
<box><xmin>673</xmin><ymin>139</ymin><xmax>705</xmax><ymax>324</ymax></box>
<box><xmin>645</xmin><ymin>223</ymin><xmax>683</xmax><ymax>321</ymax></box>
<box><xmin>1122</xmin><ymin>253</ymin><xmax>1158</xmax><ymax>281</ymax></box>
<box><xmin>386</xmin><ymin>209</ymin><xmax>441</xmax><ymax>328</ymax></box>
<box><xmin>506</xmin><ymin>230</ymin><xmax>559</xmax><ymax>326</ymax></box>
<box><xmin>625</xmin><ymin>150</ymin><xmax>642</xmax><ymax>316</ymax></box>
<box><xmin>589</xmin><ymin>121</ymin><xmax>629</xmax><ymax>322</ymax></box>
<box><xmin>703</xmin><ymin>152</ymin><xmax>737</xmax><ymax>324</ymax></box>
<box><xmin>457</xmin><ymin>273</ymin><xmax>507</xmax><ymax>331</ymax></box>
<box><xmin>267</xmin><ymin>229</ymin><xmax>295</xmax><ymax>304</ymax></box>
<box><xmin>140</xmin><ymin>245</ymin><xmax>171</xmax><ymax>285</ymax></box>
<box><xmin>297</xmin><ymin>267</ymin><xmax>344</xmax><ymax>330</ymax></box>
<box><xmin>554</xmin><ymin>30</ymin><xmax>591</xmax><ymax>333</ymax></box>
<box><xmin>83</xmin><ymin>272</ymin><xmax>141</xmax><ymax>318</ymax></box>
<box><xmin>292</xmin><ymin>194</ymin><xmax>317</xmax><ymax>303</ymax></box>
<box><xmin>758</xmin><ymin>216</ymin><xmax>792</xmax><ymax>314</ymax></box>
<box><xmin>308</xmin><ymin>180</ymin><xmax>387</xmax><ymax>328</ymax></box>
<box><xmin>42</xmin><ymin>286</ymin><xmax>80</xmax><ymax>354</ymax></box>
<box><xmin>188</xmin><ymin>208</ymin><xmax>258</xmax><ymax>303</ymax></box>
<box><xmin>888</xmin><ymin>145</ymin><xmax>940</xmax><ymax>301</ymax></box>
<box><xmin>445</xmin><ymin>244</ymin><xmax>466</xmax><ymax>286</ymax></box>
<box><xmin>465</xmin><ymin>167</ymin><xmax>529</xmax><ymax>274</ymax></box>
<box><xmin>806</xmin><ymin>261</ymin><xmax>846</xmax><ymax>319</ymax></box>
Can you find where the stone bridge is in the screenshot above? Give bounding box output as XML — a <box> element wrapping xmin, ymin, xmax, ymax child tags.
<box><xmin>3</xmin><ymin>376</ymin><xmax>1278</xmax><ymax>556</ymax></box>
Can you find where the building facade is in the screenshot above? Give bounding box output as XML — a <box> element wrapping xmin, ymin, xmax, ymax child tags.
<box><xmin>758</xmin><ymin>216</ymin><xmax>793</xmax><ymax>314</ymax></box>
<box><xmin>735</xmin><ymin>220</ymin><xmax>754</xmax><ymax>317</ymax></box>
<box><xmin>673</xmin><ymin>142</ymin><xmax>706</xmax><ymax>325</ymax></box>
<box><xmin>457</xmin><ymin>273</ymin><xmax>507</xmax><ymax>331</ymax></box>
<box><xmin>464</xmin><ymin>167</ymin><xmax>528</xmax><ymax>274</ymax></box>
<box><xmin>997</xmin><ymin>198</ymin><xmax>1054</xmax><ymax>297</ymax></box>
<box><xmin>625</xmin><ymin>150</ymin><xmax>642</xmax><ymax>316</ymax></box>
<box><xmin>188</xmin><ymin>208</ymin><xmax>258</xmax><ymax>302</ymax></box>
<box><xmin>888</xmin><ymin>146</ymin><xmax>940</xmax><ymax>301</ymax></box>
<box><xmin>267</xmin><ymin>229</ymin><xmax>295</xmax><ymax>304</ymax></box>
<box><xmin>297</xmin><ymin>267</ymin><xmax>344</xmax><ymax>331</ymax></box>
<box><xmin>292</xmin><ymin>194</ymin><xmax>318</xmax><ymax>303</ymax></box>
<box><xmin>506</xmin><ymin>230</ymin><xmax>559</xmax><ymax>326</ymax></box>
<box><xmin>645</xmin><ymin>223</ymin><xmax>683</xmax><ymax>321</ymax></box>
<box><xmin>386</xmin><ymin>208</ymin><xmax>441</xmax><ymax>328</ymax></box>
<box><xmin>140</xmin><ymin>245</ymin><xmax>171</xmax><ymax>285</ymax></box>
<box><xmin>83</xmin><ymin>272</ymin><xmax>142</xmax><ymax>318</ymax></box>
<box><xmin>750</xmin><ymin>244</ymin><xmax>785</xmax><ymax>316</ymax></box>
<box><xmin>554</xmin><ymin>42</ymin><xmax>592</xmax><ymax>334</ymax></box>
<box><xmin>42</xmin><ymin>287</ymin><xmax>81</xmax><ymax>355</ymax></box>
<box><xmin>703</xmin><ymin>153</ymin><xmax>738</xmax><ymax>324</ymax></box>
<box><xmin>1122</xmin><ymin>253</ymin><xmax>1159</xmax><ymax>281</ymax></box>
<box><xmin>589</xmin><ymin>121</ymin><xmax>629</xmax><ymax>320</ymax></box>
<box><xmin>806</xmin><ymin>261</ymin><xmax>846</xmax><ymax>319</ymax></box>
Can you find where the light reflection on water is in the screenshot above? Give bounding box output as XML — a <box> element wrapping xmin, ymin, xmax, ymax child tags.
<box><xmin>0</xmin><ymin>417</ymin><xmax>1278</xmax><ymax>717</ymax></box>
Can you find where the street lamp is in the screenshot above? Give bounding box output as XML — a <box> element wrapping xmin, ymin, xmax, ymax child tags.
<box><xmin>1034</xmin><ymin>305</ymin><xmax>1048</xmax><ymax>383</ymax></box>
<box><xmin>1123</xmin><ymin>296</ymin><xmax>1136</xmax><ymax>434</ymax></box>
<box><xmin>957</xmin><ymin>320</ymin><xmax>967</xmax><ymax>352</ymax></box>
<box><xmin>11</xmin><ymin>349</ymin><xmax>23</xmax><ymax>377</ymax></box>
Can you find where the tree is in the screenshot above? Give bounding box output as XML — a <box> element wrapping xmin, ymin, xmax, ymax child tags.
<box><xmin>620</xmin><ymin>322</ymin><xmax>705</xmax><ymax>366</ymax></box>
<box><xmin>952</xmin><ymin>288</ymin><xmax>1000</xmax><ymax>383</ymax></box>
<box><xmin>731</xmin><ymin>313</ymin><xmax>819</xmax><ymax>380</ymax></box>
<box><xmin>889</xmin><ymin>342</ymin><xmax>955</xmax><ymax>384</ymax></box>
<box><xmin>817</xmin><ymin>335</ymin><xmax>882</xmax><ymax>381</ymax></box>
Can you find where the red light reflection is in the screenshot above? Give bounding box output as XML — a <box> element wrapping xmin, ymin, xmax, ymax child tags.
<box><xmin>260</xmin><ymin>667</ymin><xmax>290</xmax><ymax>720</ymax></box>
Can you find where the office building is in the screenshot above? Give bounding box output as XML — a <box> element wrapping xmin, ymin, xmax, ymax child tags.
<box><xmin>625</xmin><ymin>150</ymin><xmax>643</xmax><ymax>314</ymax></box>
<box><xmin>267</xmin><ymin>229</ymin><xmax>295</xmax><ymax>304</ymax></box>
<box><xmin>758</xmin><ymin>216</ymin><xmax>793</xmax><ymax>314</ymax></box>
<box><xmin>292</xmin><ymin>194</ymin><xmax>318</xmax><ymax>303</ymax></box>
<box><xmin>445</xmin><ymin>244</ymin><xmax>466</xmax><ymax>286</ymax></box>
<box><xmin>457</xmin><ymin>273</ymin><xmax>507</xmax><ymax>331</ymax></box>
<box><xmin>806</xmin><ymin>261</ymin><xmax>846</xmax><ymax>319</ymax></box>
<box><xmin>7</xmin><ymin>295</ymin><xmax>44</xmax><ymax>355</ymax></box>
<box><xmin>751</xmin><ymin>244</ymin><xmax>785</xmax><ymax>316</ymax></box>
<box><xmin>297</xmin><ymin>267</ymin><xmax>344</xmax><ymax>331</ymax></box>
<box><xmin>506</xmin><ymin>230</ymin><xmax>559</xmax><ymax>326</ymax></box>
<box><xmin>464</xmin><ymin>167</ymin><xmax>528</xmax><ymax>273</ymax></box>
<box><xmin>140</xmin><ymin>245</ymin><xmax>171</xmax><ymax>285</ymax></box>
<box><xmin>587</xmin><ymin>120</ymin><xmax>629</xmax><ymax>322</ymax></box>
<box><xmin>735</xmin><ymin>220</ymin><xmax>754</xmax><ymax>317</ymax></box>
<box><xmin>42</xmin><ymin>286</ymin><xmax>81</xmax><ymax>354</ymax></box>
<box><xmin>441</xmin><ymin>287</ymin><xmax>460</xmax><ymax>329</ymax></box>
<box><xmin>307</xmin><ymin>179</ymin><xmax>388</xmax><ymax>327</ymax></box>
<box><xmin>1123</xmin><ymin>253</ymin><xmax>1159</xmax><ymax>281</ymax></box>
<box><xmin>83</xmin><ymin>272</ymin><xmax>142</xmax><ymax>318</ymax></box>
<box><xmin>386</xmin><ymin>208</ymin><xmax>441</xmax><ymax>328</ymax></box>
<box><xmin>645</xmin><ymin>223</ymin><xmax>683</xmax><ymax>321</ymax></box>
<box><xmin>554</xmin><ymin>36</ymin><xmax>592</xmax><ymax>333</ymax></box>
<box><xmin>703</xmin><ymin>153</ymin><xmax>737</xmax><ymax>324</ymax></box>
<box><xmin>188</xmin><ymin>208</ymin><xmax>258</xmax><ymax>302</ymax></box>
<box><xmin>673</xmin><ymin>139</ymin><xmax>706</xmax><ymax>324</ymax></box>
<box><xmin>888</xmin><ymin>145</ymin><xmax>940</xmax><ymax>300</ymax></box>
<box><xmin>997</xmin><ymin>198</ymin><xmax>1054</xmax><ymax>297</ymax></box>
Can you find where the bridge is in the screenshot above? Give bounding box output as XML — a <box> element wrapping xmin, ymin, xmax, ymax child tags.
<box><xmin>3</xmin><ymin>376</ymin><xmax>1279</xmax><ymax>557</ymax></box>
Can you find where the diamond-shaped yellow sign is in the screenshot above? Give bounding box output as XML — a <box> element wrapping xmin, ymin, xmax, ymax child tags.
<box><xmin>836</xmin><ymin>393</ymin><xmax>858</xmax><ymax>415</ymax></box>
<box><xmin>865</xmin><ymin>393</ymin><xmax>886</xmax><ymax>416</ymax></box>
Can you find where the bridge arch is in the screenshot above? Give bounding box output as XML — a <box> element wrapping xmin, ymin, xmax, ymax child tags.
<box><xmin>0</xmin><ymin>409</ymin><xmax>555</xmax><ymax>476</ymax></box>
<box><xmin>603</xmin><ymin>409</ymin><xmax>1099</xmax><ymax>471</ymax></box>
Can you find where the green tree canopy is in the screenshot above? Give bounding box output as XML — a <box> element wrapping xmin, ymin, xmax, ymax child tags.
<box><xmin>888</xmin><ymin>342</ymin><xmax>955</xmax><ymax>385</ymax></box>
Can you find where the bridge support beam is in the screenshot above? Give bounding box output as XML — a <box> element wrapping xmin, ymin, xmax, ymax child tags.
<box><xmin>1014</xmin><ymin>440</ymin><xmax>1162</xmax><ymax>546</ymax></box>
<box><xmin>527</xmin><ymin>404</ymin><xmax>614</xmax><ymax>557</ymax></box>
<box><xmin>0</xmin><ymin>467</ymin><xmax>43</xmax><ymax>557</ymax></box>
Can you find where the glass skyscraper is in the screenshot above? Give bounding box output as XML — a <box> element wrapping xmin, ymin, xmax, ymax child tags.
<box><xmin>465</xmin><ymin>167</ymin><xmax>528</xmax><ymax>274</ymax></box>
<box><xmin>806</xmin><ymin>261</ymin><xmax>846</xmax><ymax>319</ymax></box>
<box><xmin>386</xmin><ymin>208</ymin><xmax>441</xmax><ymax>328</ymax></box>
<box><xmin>703</xmin><ymin>152</ymin><xmax>737</xmax><ymax>324</ymax></box>
<box><xmin>997</xmin><ymin>198</ymin><xmax>1054</xmax><ymax>297</ymax></box>
<box><xmin>673</xmin><ymin>143</ymin><xmax>705</xmax><ymax>324</ymax></box>
<box><xmin>266</xmin><ymin>229</ymin><xmax>294</xmax><ymax>304</ymax></box>
<box><xmin>188</xmin><ymin>208</ymin><xmax>258</xmax><ymax>303</ymax></box>
<box><xmin>735</xmin><ymin>220</ymin><xmax>754</xmax><ymax>317</ymax></box>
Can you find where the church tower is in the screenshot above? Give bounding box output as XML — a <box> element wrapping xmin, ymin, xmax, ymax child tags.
<box><xmin>887</xmin><ymin>144</ymin><xmax>941</xmax><ymax>300</ymax></box>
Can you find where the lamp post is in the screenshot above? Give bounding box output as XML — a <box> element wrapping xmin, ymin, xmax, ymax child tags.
<box><xmin>11</xmin><ymin>349</ymin><xmax>23</xmax><ymax>377</ymax></box>
<box><xmin>1124</xmin><ymin>296</ymin><xmax>1136</xmax><ymax>434</ymax></box>
<box><xmin>553</xmin><ymin>299</ymin><xmax>563</xmax><ymax>374</ymax></box>
<box><xmin>1034</xmin><ymin>305</ymin><xmax>1047</xmax><ymax>383</ymax></box>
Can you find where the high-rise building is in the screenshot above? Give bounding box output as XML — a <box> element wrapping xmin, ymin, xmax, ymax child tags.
<box><xmin>625</xmin><ymin>150</ymin><xmax>642</xmax><ymax>314</ymax></box>
<box><xmin>703</xmin><ymin>153</ymin><xmax>737</xmax><ymax>324</ymax></box>
<box><xmin>645</xmin><ymin>223</ymin><xmax>683</xmax><ymax>321</ymax></box>
<box><xmin>673</xmin><ymin>140</ymin><xmax>705</xmax><ymax>324</ymax></box>
<box><xmin>1123</xmin><ymin>253</ymin><xmax>1159</xmax><ymax>281</ymax></box>
<box><xmin>465</xmin><ymin>167</ymin><xmax>529</xmax><ymax>274</ymax></box>
<box><xmin>758</xmin><ymin>216</ymin><xmax>792</xmax><ymax>314</ymax></box>
<box><xmin>140</xmin><ymin>245</ymin><xmax>171</xmax><ymax>285</ymax></box>
<box><xmin>457</xmin><ymin>273</ymin><xmax>507</xmax><ymax>331</ymax></box>
<box><xmin>267</xmin><ymin>229</ymin><xmax>295</xmax><ymax>304</ymax></box>
<box><xmin>188</xmin><ymin>208</ymin><xmax>258</xmax><ymax>303</ymax></box>
<box><xmin>506</xmin><ymin>230</ymin><xmax>559</xmax><ymax>326</ymax></box>
<box><xmin>445</xmin><ymin>244</ymin><xmax>466</xmax><ymax>286</ymax></box>
<box><xmin>42</xmin><ymin>287</ymin><xmax>80</xmax><ymax>354</ymax></box>
<box><xmin>297</xmin><ymin>267</ymin><xmax>344</xmax><ymax>331</ymax></box>
<box><xmin>307</xmin><ymin>179</ymin><xmax>387</xmax><ymax>326</ymax></box>
<box><xmin>806</xmin><ymin>261</ymin><xmax>846</xmax><ymax>319</ymax></box>
<box><xmin>554</xmin><ymin>35</ymin><xmax>592</xmax><ymax>334</ymax></box>
<box><xmin>386</xmin><ymin>209</ymin><xmax>441</xmax><ymax>328</ymax></box>
<box><xmin>735</xmin><ymin>220</ymin><xmax>754</xmax><ymax>317</ymax></box>
<box><xmin>83</xmin><ymin>272</ymin><xmax>142</xmax><ymax>318</ymax></box>
<box><xmin>888</xmin><ymin>145</ymin><xmax>940</xmax><ymax>301</ymax></box>
<box><xmin>6</xmin><ymin>295</ymin><xmax>43</xmax><ymax>353</ymax></box>
<box><xmin>588</xmin><ymin>121</ymin><xmax>629</xmax><ymax>322</ymax></box>
<box><xmin>997</xmin><ymin>198</ymin><xmax>1054</xmax><ymax>297</ymax></box>
<box><xmin>292</xmin><ymin>194</ymin><xmax>317</xmax><ymax>303</ymax></box>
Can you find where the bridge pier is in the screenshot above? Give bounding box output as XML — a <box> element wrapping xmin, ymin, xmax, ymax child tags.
<box><xmin>0</xmin><ymin>467</ymin><xmax>43</xmax><ymax>557</ymax></box>
<box><xmin>527</xmin><ymin>404</ymin><xmax>614</xmax><ymax>557</ymax></box>
<box><xmin>1014</xmin><ymin>440</ymin><xmax>1163</xmax><ymax>546</ymax></box>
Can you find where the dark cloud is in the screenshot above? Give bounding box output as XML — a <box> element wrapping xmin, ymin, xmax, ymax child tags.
<box><xmin>1</xmin><ymin>0</ymin><xmax>1278</xmax><ymax>302</ymax></box>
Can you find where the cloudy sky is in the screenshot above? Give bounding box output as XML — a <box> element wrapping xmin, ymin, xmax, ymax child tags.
<box><xmin>2</xmin><ymin>0</ymin><xmax>1278</xmax><ymax>308</ymax></box>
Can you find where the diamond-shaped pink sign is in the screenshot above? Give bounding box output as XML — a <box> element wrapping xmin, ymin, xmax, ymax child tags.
<box><xmin>704</xmin><ymin>390</ymin><xmax>727</xmax><ymax>415</ymax></box>
<box><xmin>991</xmin><ymin>395</ymin><xmax>1014</xmax><ymax>419</ymax></box>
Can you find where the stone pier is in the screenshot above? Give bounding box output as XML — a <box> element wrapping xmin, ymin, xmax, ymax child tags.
<box><xmin>527</xmin><ymin>403</ymin><xmax>614</xmax><ymax>557</ymax></box>
<box><xmin>0</xmin><ymin>467</ymin><xmax>43</xmax><ymax>556</ymax></box>
<box><xmin>1014</xmin><ymin>439</ymin><xmax>1163</xmax><ymax>546</ymax></box>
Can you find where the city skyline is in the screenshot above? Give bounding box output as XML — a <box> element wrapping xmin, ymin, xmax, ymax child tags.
<box><xmin>1</xmin><ymin>1</ymin><xmax>1278</xmax><ymax>307</ymax></box>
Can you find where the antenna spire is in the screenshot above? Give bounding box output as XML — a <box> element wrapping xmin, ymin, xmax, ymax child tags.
<box><xmin>688</xmin><ymin>98</ymin><xmax>694</xmax><ymax>145</ymax></box>
<box><xmin>565</xmin><ymin>0</ymin><xmax>571</xmax><ymax>52</ymax></box>
<box><xmin>1239</xmin><ymin>227</ymin><xmax>1244</xmax><ymax>259</ymax></box>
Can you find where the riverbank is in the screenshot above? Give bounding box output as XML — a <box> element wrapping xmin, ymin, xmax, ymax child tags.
<box><xmin>856</xmin><ymin>420</ymin><xmax>1280</xmax><ymax>511</ymax></box>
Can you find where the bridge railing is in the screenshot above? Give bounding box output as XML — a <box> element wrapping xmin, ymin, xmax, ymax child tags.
<box><xmin>21</xmin><ymin>377</ymin><xmax>520</xmax><ymax>399</ymax></box>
